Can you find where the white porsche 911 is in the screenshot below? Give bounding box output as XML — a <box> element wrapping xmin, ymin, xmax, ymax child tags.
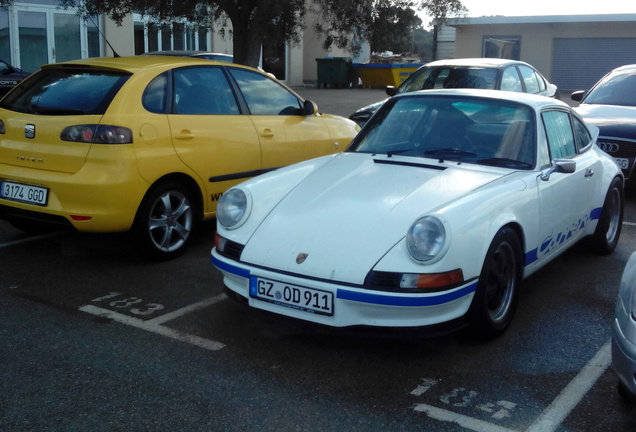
<box><xmin>211</xmin><ymin>89</ymin><xmax>624</xmax><ymax>338</ymax></box>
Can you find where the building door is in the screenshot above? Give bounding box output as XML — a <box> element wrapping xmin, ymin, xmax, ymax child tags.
<box><xmin>552</xmin><ymin>38</ymin><xmax>636</xmax><ymax>90</ymax></box>
<box><xmin>17</xmin><ymin>10</ymin><xmax>49</xmax><ymax>73</ymax></box>
<box><xmin>53</xmin><ymin>13</ymin><xmax>81</xmax><ymax>63</ymax></box>
<box><xmin>6</xmin><ymin>5</ymin><xmax>98</xmax><ymax>73</ymax></box>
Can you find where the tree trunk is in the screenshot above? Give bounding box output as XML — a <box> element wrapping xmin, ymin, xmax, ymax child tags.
<box><xmin>222</xmin><ymin>2</ymin><xmax>264</xmax><ymax>68</ymax></box>
<box><xmin>231</xmin><ymin>22</ymin><xmax>263</xmax><ymax>67</ymax></box>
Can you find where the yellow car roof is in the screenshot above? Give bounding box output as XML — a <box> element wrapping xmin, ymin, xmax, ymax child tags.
<box><xmin>41</xmin><ymin>55</ymin><xmax>243</xmax><ymax>74</ymax></box>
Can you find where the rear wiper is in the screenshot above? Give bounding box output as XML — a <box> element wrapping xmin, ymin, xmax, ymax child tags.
<box><xmin>31</xmin><ymin>105</ymin><xmax>84</xmax><ymax>115</ymax></box>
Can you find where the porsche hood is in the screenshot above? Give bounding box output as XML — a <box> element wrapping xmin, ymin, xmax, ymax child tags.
<box><xmin>240</xmin><ymin>153</ymin><xmax>504</xmax><ymax>284</ymax></box>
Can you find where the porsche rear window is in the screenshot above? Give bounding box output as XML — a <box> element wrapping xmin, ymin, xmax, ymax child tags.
<box><xmin>0</xmin><ymin>68</ymin><xmax>130</xmax><ymax>115</ymax></box>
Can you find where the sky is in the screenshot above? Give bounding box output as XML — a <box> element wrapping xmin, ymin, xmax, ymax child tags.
<box><xmin>458</xmin><ymin>0</ymin><xmax>636</xmax><ymax>17</ymax></box>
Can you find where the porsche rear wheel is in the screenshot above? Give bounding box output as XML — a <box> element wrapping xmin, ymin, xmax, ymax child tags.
<box><xmin>467</xmin><ymin>227</ymin><xmax>521</xmax><ymax>338</ymax></box>
<box><xmin>590</xmin><ymin>176</ymin><xmax>623</xmax><ymax>255</ymax></box>
<box><xmin>134</xmin><ymin>182</ymin><xmax>197</xmax><ymax>260</ymax></box>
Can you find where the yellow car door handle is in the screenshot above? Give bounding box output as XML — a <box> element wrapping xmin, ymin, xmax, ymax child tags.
<box><xmin>260</xmin><ymin>129</ymin><xmax>275</xmax><ymax>138</ymax></box>
<box><xmin>175</xmin><ymin>130</ymin><xmax>195</xmax><ymax>140</ymax></box>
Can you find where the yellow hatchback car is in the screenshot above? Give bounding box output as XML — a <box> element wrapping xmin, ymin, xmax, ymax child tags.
<box><xmin>0</xmin><ymin>56</ymin><xmax>359</xmax><ymax>258</ymax></box>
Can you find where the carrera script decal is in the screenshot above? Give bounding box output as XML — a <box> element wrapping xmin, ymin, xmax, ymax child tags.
<box><xmin>525</xmin><ymin>207</ymin><xmax>602</xmax><ymax>266</ymax></box>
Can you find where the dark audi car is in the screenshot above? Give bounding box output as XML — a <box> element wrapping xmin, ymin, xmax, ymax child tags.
<box><xmin>0</xmin><ymin>58</ymin><xmax>29</xmax><ymax>96</ymax></box>
<box><xmin>349</xmin><ymin>58</ymin><xmax>558</xmax><ymax>126</ymax></box>
<box><xmin>572</xmin><ymin>65</ymin><xmax>636</xmax><ymax>181</ymax></box>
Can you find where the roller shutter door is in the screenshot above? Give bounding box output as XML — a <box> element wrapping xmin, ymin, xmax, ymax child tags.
<box><xmin>552</xmin><ymin>38</ymin><xmax>636</xmax><ymax>90</ymax></box>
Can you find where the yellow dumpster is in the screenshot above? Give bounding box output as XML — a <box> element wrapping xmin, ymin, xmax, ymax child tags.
<box><xmin>353</xmin><ymin>63</ymin><xmax>423</xmax><ymax>88</ymax></box>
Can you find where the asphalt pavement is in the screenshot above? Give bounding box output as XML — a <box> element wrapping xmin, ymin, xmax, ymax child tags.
<box><xmin>292</xmin><ymin>85</ymin><xmax>387</xmax><ymax>118</ymax></box>
<box><xmin>292</xmin><ymin>87</ymin><xmax>577</xmax><ymax>120</ymax></box>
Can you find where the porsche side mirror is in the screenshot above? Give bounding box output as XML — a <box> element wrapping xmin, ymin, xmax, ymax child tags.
<box><xmin>540</xmin><ymin>159</ymin><xmax>576</xmax><ymax>181</ymax></box>
<box><xmin>386</xmin><ymin>86</ymin><xmax>397</xmax><ymax>97</ymax></box>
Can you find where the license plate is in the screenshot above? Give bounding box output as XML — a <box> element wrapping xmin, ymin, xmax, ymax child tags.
<box><xmin>0</xmin><ymin>180</ymin><xmax>48</xmax><ymax>206</ymax></box>
<box><xmin>251</xmin><ymin>277</ymin><xmax>334</xmax><ymax>316</ymax></box>
<box><xmin>615</xmin><ymin>157</ymin><xmax>630</xmax><ymax>170</ymax></box>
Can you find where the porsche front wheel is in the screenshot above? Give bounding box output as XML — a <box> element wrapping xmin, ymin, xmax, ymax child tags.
<box><xmin>467</xmin><ymin>227</ymin><xmax>522</xmax><ymax>338</ymax></box>
<box><xmin>134</xmin><ymin>182</ymin><xmax>197</xmax><ymax>260</ymax></box>
<box><xmin>590</xmin><ymin>176</ymin><xmax>623</xmax><ymax>255</ymax></box>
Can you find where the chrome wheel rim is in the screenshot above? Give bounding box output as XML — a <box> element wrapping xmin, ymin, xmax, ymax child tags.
<box><xmin>147</xmin><ymin>190</ymin><xmax>193</xmax><ymax>252</ymax></box>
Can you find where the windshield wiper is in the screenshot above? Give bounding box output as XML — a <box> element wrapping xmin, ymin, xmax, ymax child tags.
<box><xmin>387</xmin><ymin>149</ymin><xmax>416</xmax><ymax>157</ymax></box>
<box><xmin>424</xmin><ymin>148</ymin><xmax>477</xmax><ymax>160</ymax></box>
<box><xmin>476</xmin><ymin>157</ymin><xmax>533</xmax><ymax>169</ymax></box>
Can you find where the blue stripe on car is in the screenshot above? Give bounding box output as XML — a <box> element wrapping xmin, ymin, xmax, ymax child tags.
<box><xmin>524</xmin><ymin>206</ymin><xmax>603</xmax><ymax>266</ymax></box>
<box><xmin>336</xmin><ymin>282</ymin><xmax>477</xmax><ymax>306</ymax></box>
<box><xmin>212</xmin><ymin>255</ymin><xmax>251</xmax><ymax>279</ymax></box>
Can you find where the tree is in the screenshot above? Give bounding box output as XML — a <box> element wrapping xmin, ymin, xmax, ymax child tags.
<box><xmin>368</xmin><ymin>0</ymin><xmax>423</xmax><ymax>54</ymax></box>
<box><xmin>61</xmin><ymin>0</ymin><xmax>466</xmax><ymax>68</ymax></box>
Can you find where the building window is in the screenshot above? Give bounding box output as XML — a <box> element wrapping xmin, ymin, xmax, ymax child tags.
<box><xmin>134</xmin><ymin>15</ymin><xmax>211</xmax><ymax>54</ymax></box>
<box><xmin>483</xmin><ymin>36</ymin><xmax>520</xmax><ymax>60</ymax></box>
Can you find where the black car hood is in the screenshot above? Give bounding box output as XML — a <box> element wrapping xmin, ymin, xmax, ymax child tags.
<box><xmin>575</xmin><ymin>104</ymin><xmax>636</xmax><ymax>138</ymax></box>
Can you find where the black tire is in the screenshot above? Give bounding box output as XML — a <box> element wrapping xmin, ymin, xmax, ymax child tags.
<box><xmin>133</xmin><ymin>182</ymin><xmax>197</xmax><ymax>260</ymax></box>
<box><xmin>617</xmin><ymin>380</ymin><xmax>636</xmax><ymax>403</ymax></box>
<box><xmin>467</xmin><ymin>227</ymin><xmax>522</xmax><ymax>339</ymax></box>
<box><xmin>590</xmin><ymin>176</ymin><xmax>624</xmax><ymax>255</ymax></box>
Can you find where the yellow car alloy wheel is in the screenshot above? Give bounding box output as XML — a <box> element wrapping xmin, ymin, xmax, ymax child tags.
<box><xmin>133</xmin><ymin>181</ymin><xmax>199</xmax><ymax>260</ymax></box>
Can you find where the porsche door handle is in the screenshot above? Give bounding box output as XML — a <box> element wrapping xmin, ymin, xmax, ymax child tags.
<box><xmin>585</xmin><ymin>169</ymin><xmax>594</xmax><ymax>178</ymax></box>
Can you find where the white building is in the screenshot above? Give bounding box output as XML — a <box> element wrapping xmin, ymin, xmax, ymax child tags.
<box><xmin>0</xmin><ymin>0</ymin><xmax>361</xmax><ymax>85</ymax></box>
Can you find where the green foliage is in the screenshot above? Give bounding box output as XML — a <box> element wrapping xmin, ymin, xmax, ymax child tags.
<box><xmin>369</xmin><ymin>0</ymin><xmax>422</xmax><ymax>54</ymax></box>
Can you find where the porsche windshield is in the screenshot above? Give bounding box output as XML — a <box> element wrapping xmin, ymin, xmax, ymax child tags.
<box><xmin>348</xmin><ymin>95</ymin><xmax>536</xmax><ymax>169</ymax></box>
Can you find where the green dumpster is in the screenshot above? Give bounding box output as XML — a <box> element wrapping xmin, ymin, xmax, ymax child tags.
<box><xmin>316</xmin><ymin>57</ymin><xmax>353</xmax><ymax>88</ymax></box>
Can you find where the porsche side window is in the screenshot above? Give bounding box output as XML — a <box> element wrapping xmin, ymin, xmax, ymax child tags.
<box><xmin>573</xmin><ymin>117</ymin><xmax>593</xmax><ymax>151</ymax></box>
<box><xmin>229</xmin><ymin>68</ymin><xmax>302</xmax><ymax>115</ymax></box>
<box><xmin>542</xmin><ymin>110</ymin><xmax>576</xmax><ymax>158</ymax></box>
<box><xmin>172</xmin><ymin>67</ymin><xmax>239</xmax><ymax>115</ymax></box>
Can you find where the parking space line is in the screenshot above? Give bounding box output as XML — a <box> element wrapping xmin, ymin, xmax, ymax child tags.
<box><xmin>0</xmin><ymin>232</ymin><xmax>61</xmax><ymax>248</ymax></box>
<box><xmin>413</xmin><ymin>404</ymin><xmax>518</xmax><ymax>432</ymax></box>
<box><xmin>79</xmin><ymin>304</ymin><xmax>225</xmax><ymax>351</ymax></box>
<box><xmin>526</xmin><ymin>339</ymin><xmax>611</xmax><ymax>432</ymax></box>
<box><xmin>146</xmin><ymin>294</ymin><xmax>227</xmax><ymax>325</ymax></box>
<box><xmin>413</xmin><ymin>340</ymin><xmax>611</xmax><ymax>431</ymax></box>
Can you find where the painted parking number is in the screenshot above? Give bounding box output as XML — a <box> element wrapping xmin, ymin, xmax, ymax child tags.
<box><xmin>91</xmin><ymin>292</ymin><xmax>165</xmax><ymax>316</ymax></box>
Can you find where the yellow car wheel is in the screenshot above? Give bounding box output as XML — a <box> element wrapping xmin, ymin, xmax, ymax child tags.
<box><xmin>134</xmin><ymin>181</ymin><xmax>198</xmax><ymax>260</ymax></box>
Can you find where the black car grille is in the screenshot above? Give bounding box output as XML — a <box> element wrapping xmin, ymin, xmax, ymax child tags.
<box><xmin>597</xmin><ymin>137</ymin><xmax>636</xmax><ymax>159</ymax></box>
<box><xmin>218</xmin><ymin>239</ymin><xmax>244</xmax><ymax>261</ymax></box>
<box><xmin>365</xmin><ymin>271</ymin><xmax>403</xmax><ymax>290</ymax></box>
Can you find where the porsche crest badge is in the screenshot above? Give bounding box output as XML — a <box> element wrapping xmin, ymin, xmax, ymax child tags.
<box><xmin>296</xmin><ymin>253</ymin><xmax>308</xmax><ymax>264</ymax></box>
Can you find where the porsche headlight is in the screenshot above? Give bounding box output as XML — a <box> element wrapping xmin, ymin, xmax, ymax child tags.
<box><xmin>217</xmin><ymin>188</ymin><xmax>250</xmax><ymax>229</ymax></box>
<box><xmin>406</xmin><ymin>216</ymin><xmax>447</xmax><ymax>263</ymax></box>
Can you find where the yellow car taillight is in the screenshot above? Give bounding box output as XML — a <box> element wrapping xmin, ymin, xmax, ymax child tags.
<box><xmin>61</xmin><ymin>125</ymin><xmax>132</xmax><ymax>144</ymax></box>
